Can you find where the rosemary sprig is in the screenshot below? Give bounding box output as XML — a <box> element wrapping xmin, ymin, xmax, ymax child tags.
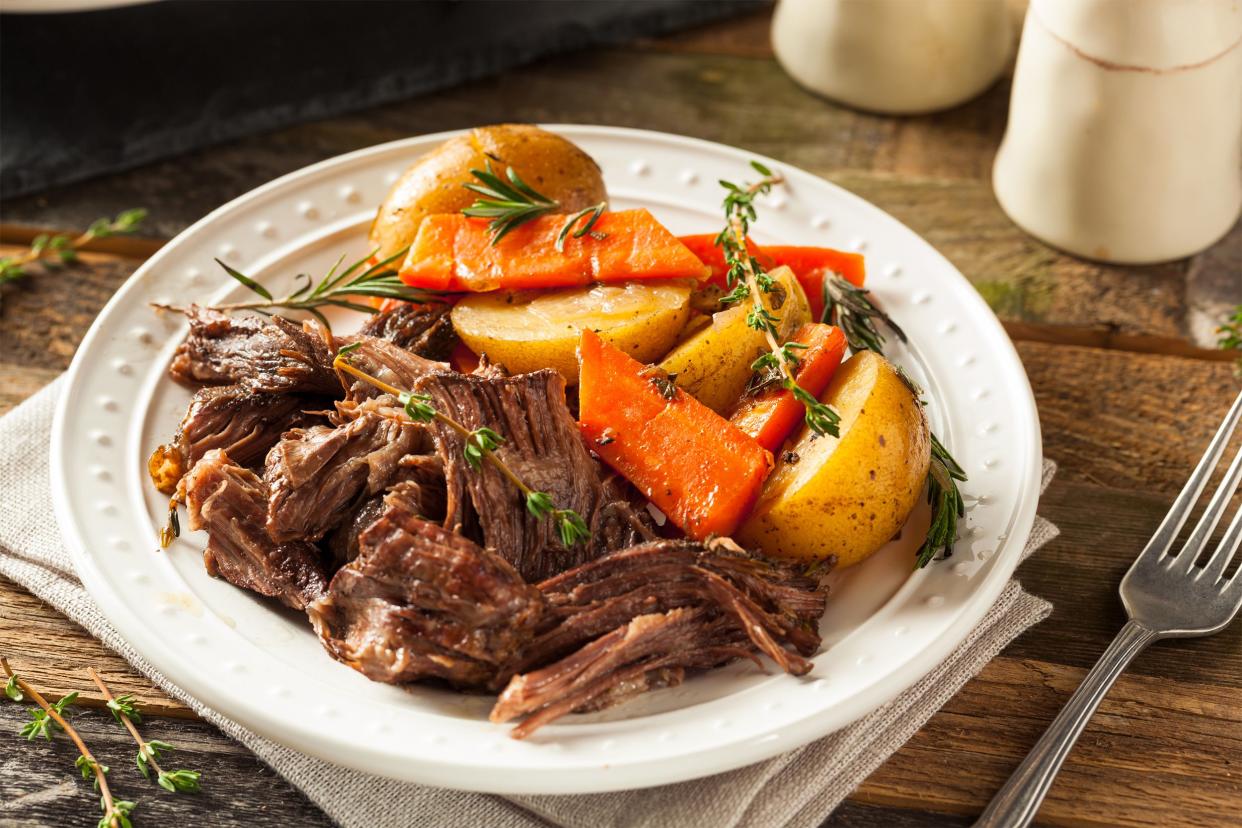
<box><xmin>462</xmin><ymin>161</ymin><xmax>606</xmax><ymax>249</ymax></box>
<box><xmin>821</xmin><ymin>275</ymin><xmax>907</xmax><ymax>353</ymax></box>
<box><xmin>0</xmin><ymin>209</ymin><xmax>147</xmax><ymax>288</ymax></box>
<box><xmin>332</xmin><ymin>352</ymin><xmax>591</xmax><ymax>547</ymax></box>
<box><xmin>1</xmin><ymin>658</ymin><xmax>134</xmax><ymax>828</ymax></box>
<box><xmin>182</xmin><ymin>247</ymin><xmax>442</xmax><ymax>332</ymax></box>
<box><xmin>89</xmin><ymin>668</ymin><xmax>202</xmax><ymax>794</ymax></box>
<box><xmin>717</xmin><ymin>162</ymin><xmax>841</xmax><ymax>438</ymax></box>
<box><xmin>917</xmin><ymin>434</ymin><xmax>968</xmax><ymax>568</ymax></box>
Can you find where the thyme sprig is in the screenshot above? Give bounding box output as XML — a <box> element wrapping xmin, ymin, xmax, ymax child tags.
<box><xmin>88</xmin><ymin>669</ymin><xmax>201</xmax><ymax>794</ymax></box>
<box><xmin>332</xmin><ymin>352</ymin><xmax>591</xmax><ymax>547</ymax></box>
<box><xmin>1</xmin><ymin>659</ymin><xmax>134</xmax><ymax>828</ymax></box>
<box><xmin>462</xmin><ymin>161</ymin><xmax>606</xmax><ymax>250</ymax></box>
<box><xmin>170</xmin><ymin>247</ymin><xmax>444</xmax><ymax>332</ymax></box>
<box><xmin>0</xmin><ymin>209</ymin><xmax>147</xmax><ymax>287</ymax></box>
<box><xmin>717</xmin><ymin>162</ymin><xmax>841</xmax><ymax>438</ymax></box>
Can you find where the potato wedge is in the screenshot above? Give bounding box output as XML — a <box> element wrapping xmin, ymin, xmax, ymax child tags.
<box><xmin>369</xmin><ymin>124</ymin><xmax>608</xmax><ymax>261</ymax></box>
<box><xmin>450</xmin><ymin>281</ymin><xmax>691</xmax><ymax>384</ymax></box>
<box><xmin>736</xmin><ymin>351</ymin><xmax>931</xmax><ymax>567</ymax></box>
<box><xmin>658</xmin><ymin>265</ymin><xmax>811</xmax><ymax>414</ymax></box>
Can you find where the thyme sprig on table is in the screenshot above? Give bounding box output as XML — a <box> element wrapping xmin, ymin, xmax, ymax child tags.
<box><xmin>0</xmin><ymin>209</ymin><xmax>147</xmax><ymax>287</ymax></box>
<box><xmin>89</xmin><ymin>669</ymin><xmax>202</xmax><ymax>794</ymax></box>
<box><xmin>171</xmin><ymin>247</ymin><xmax>444</xmax><ymax>332</ymax></box>
<box><xmin>462</xmin><ymin>161</ymin><xmax>606</xmax><ymax>250</ymax></box>
<box><xmin>716</xmin><ymin>162</ymin><xmax>841</xmax><ymax>439</ymax></box>
<box><xmin>333</xmin><ymin>346</ymin><xmax>591</xmax><ymax>547</ymax></box>
<box><xmin>1</xmin><ymin>659</ymin><xmax>135</xmax><ymax>828</ymax></box>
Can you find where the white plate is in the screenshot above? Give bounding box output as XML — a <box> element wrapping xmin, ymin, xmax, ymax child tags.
<box><xmin>51</xmin><ymin>126</ymin><xmax>1041</xmax><ymax>794</ymax></box>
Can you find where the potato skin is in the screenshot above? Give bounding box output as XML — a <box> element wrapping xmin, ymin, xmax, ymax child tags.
<box><xmin>450</xmin><ymin>281</ymin><xmax>691</xmax><ymax>385</ymax></box>
<box><xmin>368</xmin><ymin>124</ymin><xmax>608</xmax><ymax>261</ymax></box>
<box><xmin>736</xmin><ymin>351</ymin><xmax>931</xmax><ymax>567</ymax></box>
<box><xmin>658</xmin><ymin>265</ymin><xmax>810</xmax><ymax>414</ymax></box>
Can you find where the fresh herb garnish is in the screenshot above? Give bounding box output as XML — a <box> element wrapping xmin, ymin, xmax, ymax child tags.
<box><xmin>821</xmin><ymin>275</ymin><xmax>907</xmax><ymax>353</ymax></box>
<box><xmin>333</xmin><ymin>355</ymin><xmax>591</xmax><ymax>547</ymax></box>
<box><xmin>462</xmin><ymin>161</ymin><xmax>606</xmax><ymax>249</ymax></box>
<box><xmin>917</xmin><ymin>434</ymin><xmax>968</xmax><ymax>568</ymax></box>
<box><xmin>88</xmin><ymin>669</ymin><xmax>202</xmax><ymax>794</ymax></box>
<box><xmin>717</xmin><ymin>162</ymin><xmax>841</xmax><ymax>439</ymax></box>
<box><xmin>2</xmin><ymin>659</ymin><xmax>133</xmax><ymax>827</ymax></box>
<box><xmin>161</xmin><ymin>248</ymin><xmax>443</xmax><ymax>333</ymax></box>
<box><xmin>0</xmin><ymin>209</ymin><xmax>147</xmax><ymax>288</ymax></box>
<box><xmin>819</xmin><ymin>277</ymin><xmax>966</xmax><ymax>569</ymax></box>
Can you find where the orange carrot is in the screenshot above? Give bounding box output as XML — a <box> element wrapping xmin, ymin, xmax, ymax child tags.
<box><xmin>678</xmin><ymin>235</ymin><xmax>866</xmax><ymax>321</ymax></box>
<box><xmin>763</xmin><ymin>246</ymin><xmax>865</xmax><ymax>321</ymax></box>
<box><xmin>401</xmin><ymin>209</ymin><xmax>709</xmax><ymax>292</ymax></box>
<box><xmin>730</xmin><ymin>323</ymin><xmax>847</xmax><ymax>453</ymax></box>
<box><xmin>577</xmin><ymin>329</ymin><xmax>773</xmax><ymax>540</ymax></box>
<box><xmin>449</xmin><ymin>340</ymin><xmax>481</xmax><ymax>374</ymax></box>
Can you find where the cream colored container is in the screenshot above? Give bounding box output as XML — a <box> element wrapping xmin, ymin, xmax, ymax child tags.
<box><xmin>993</xmin><ymin>0</ymin><xmax>1242</xmax><ymax>264</ymax></box>
<box><xmin>771</xmin><ymin>0</ymin><xmax>1014</xmax><ymax>114</ymax></box>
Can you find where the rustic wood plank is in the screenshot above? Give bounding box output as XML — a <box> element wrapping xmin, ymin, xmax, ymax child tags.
<box><xmin>1018</xmin><ymin>341</ymin><xmax>1241</xmax><ymax>495</ymax></box>
<box><xmin>0</xmin><ymin>579</ymin><xmax>190</xmax><ymax>717</ymax></box>
<box><xmin>0</xmin><ymin>705</ymin><xmax>327</xmax><ymax>827</ymax></box>
<box><xmin>1010</xmin><ymin>481</ymin><xmax>1242</xmax><ymax>688</ymax></box>
<box><xmin>0</xmin><ymin>246</ymin><xmax>142</xmax><ymax>373</ymax></box>
<box><xmin>856</xmin><ymin>655</ymin><xmax>1242</xmax><ymax>828</ymax></box>
<box><xmin>632</xmin><ymin>6</ymin><xmax>774</xmax><ymax>58</ymax></box>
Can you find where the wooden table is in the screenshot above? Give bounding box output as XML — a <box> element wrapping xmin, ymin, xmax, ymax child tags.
<box><xmin>2</xmin><ymin>9</ymin><xmax>1239</xmax><ymax>827</ymax></box>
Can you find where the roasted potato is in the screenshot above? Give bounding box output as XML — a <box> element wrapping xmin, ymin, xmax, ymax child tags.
<box><xmin>657</xmin><ymin>265</ymin><xmax>811</xmax><ymax>414</ymax></box>
<box><xmin>736</xmin><ymin>350</ymin><xmax>931</xmax><ymax>567</ymax></box>
<box><xmin>451</xmin><ymin>281</ymin><xmax>691</xmax><ymax>384</ymax></box>
<box><xmin>369</xmin><ymin>124</ymin><xmax>608</xmax><ymax>262</ymax></box>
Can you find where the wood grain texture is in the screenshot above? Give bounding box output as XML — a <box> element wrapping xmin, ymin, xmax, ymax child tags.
<box><xmin>0</xmin><ymin>706</ymin><xmax>325</xmax><ymax>827</ymax></box>
<box><xmin>2</xmin><ymin>7</ymin><xmax>1241</xmax><ymax>827</ymax></box>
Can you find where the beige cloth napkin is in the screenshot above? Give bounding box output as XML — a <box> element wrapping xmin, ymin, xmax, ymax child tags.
<box><xmin>0</xmin><ymin>377</ymin><xmax>1056</xmax><ymax>827</ymax></box>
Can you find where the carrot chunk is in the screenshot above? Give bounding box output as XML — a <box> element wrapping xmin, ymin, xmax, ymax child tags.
<box><xmin>577</xmin><ymin>329</ymin><xmax>773</xmax><ymax>540</ymax></box>
<box><xmin>729</xmin><ymin>323</ymin><xmax>848</xmax><ymax>453</ymax></box>
<box><xmin>678</xmin><ymin>235</ymin><xmax>866</xmax><ymax>321</ymax></box>
<box><xmin>401</xmin><ymin>209</ymin><xmax>709</xmax><ymax>292</ymax></box>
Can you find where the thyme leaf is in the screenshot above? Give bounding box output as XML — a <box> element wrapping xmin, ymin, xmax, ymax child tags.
<box><xmin>0</xmin><ymin>209</ymin><xmax>147</xmax><ymax>290</ymax></box>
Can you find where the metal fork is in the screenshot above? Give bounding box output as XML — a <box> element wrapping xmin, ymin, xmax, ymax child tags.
<box><xmin>974</xmin><ymin>389</ymin><xmax>1242</xmax><ymax>828</ymax></box>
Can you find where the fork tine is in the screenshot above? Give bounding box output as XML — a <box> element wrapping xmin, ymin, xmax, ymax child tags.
<box><xmin>1201</xmin><ymin>492</ymin><xmax>1242</xmax><ymax>583</ymax></box>
<box><xmin>1139</xmin><ymin>390</ymin><xmax>1242</xmax><ymax>564</ymax></box>
<box><xmin>1175</xmin><ymin>442</ymin><xmax>1242</xmax><ymax>572</ymax></box>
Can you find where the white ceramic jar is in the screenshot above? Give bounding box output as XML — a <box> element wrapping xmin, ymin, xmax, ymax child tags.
<box><xmin>993</xmin><ymin>0</ymin><xmax>1242</xmax><ymax>264</ymax></box>
<box><xmin>771</xmin><ymin>0</ymin><xmax>1014</xmax><ymax>114</ymax></box>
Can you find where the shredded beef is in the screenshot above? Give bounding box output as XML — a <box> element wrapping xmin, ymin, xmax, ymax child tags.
<box><xmin>168</xmin><ymin>305</ymin><xmax>339</xmax><ymax>395</ymax></box>
<box><xmin>416</xmin><ymin>368</ymin><xmax>623</xmax><ymax>581</ymax></box>
<box><xmin>183</xmin><ymin>449</ymin><xmax>327</xmax><ymax>610</ymax></box>
<box><xmin>490</xmin><ymin>539</ymin><xmax>829</xmax><ymax>737</ymax></box>
<box><xmin>357</xmin><ymin>303</ymin><xmax>458</xmax><ymax>360</ymax></box>
<box><xmin>337</xmin><ymin>336</ymin><xmax>445</xmax><ymax>402</ymax></box>
<box><xmin>307</xmin><ymin>494</ymin><xmax>546</xmax><ymax>688</ymax></box>
<box><xmin>323</xmin><ymin>454</ymin><xmax>447</xmax><ymax>570</ymax></box>
<box><xmin>147</xmin><ymin>385</ymin><xmax>325</xmax><ymax>495</ymax></box>
<box><xmin>263</xmin><ymin>397</ymin><xmax>431</xmax><ymax>543</ymax></box>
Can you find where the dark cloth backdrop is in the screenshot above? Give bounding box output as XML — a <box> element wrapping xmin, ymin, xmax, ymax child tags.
<box><xmin>0</xmin><ymin>0</ymin><xmax>762</xmax><ymax>198</ymax></box>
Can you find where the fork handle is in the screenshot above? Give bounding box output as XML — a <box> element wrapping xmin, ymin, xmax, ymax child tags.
<box><xmin>973</xmin><ymin>619</ymin><xmax>1160</xmax><ymax>828</ymax></box>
